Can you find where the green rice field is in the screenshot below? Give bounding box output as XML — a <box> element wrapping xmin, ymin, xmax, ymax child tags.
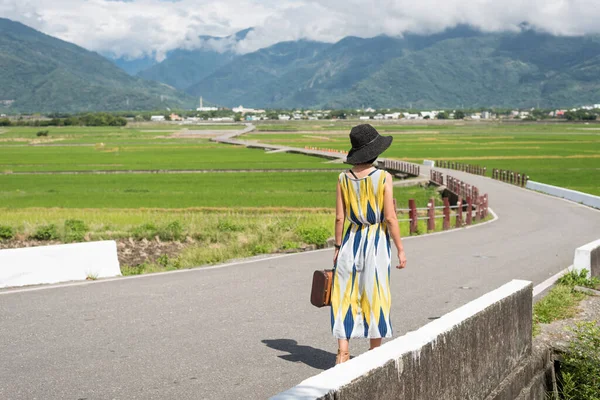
<box><xmin>246</xmin><ymin>122</ymin><xmax>600</xmax><ymax>195</ymax></box>
<box><xmin>0</xmin><ymin>126</ymin><xmax>340</xmax><ymax>171</ymax></box>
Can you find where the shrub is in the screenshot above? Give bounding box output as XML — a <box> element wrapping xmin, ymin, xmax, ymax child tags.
<box><xmin>557</xmin><ymin>269</ymin><xmax>600</xmax><ymax>289</ymax></box>
<box><xmin>559</xmin><ymin>321</ymin><xmax>600</xmax><ymax>400</ymax></box>
<box><xmin>158</xmin><ymin>220</ymin><xmax>184</xmax><ymax>241</ymax></box>
<box><xmin>296</xmin><ymin>226</ymin><xmax>330</xmax><ymax>246</ymax></box>
<box><xmin>31</xmin><ymin>224</ymin><xmax>59</xmax><ymax>241</ymax></box>
<box><xmin>281</xmin><ymin>241</ymin><xmax>300</xmax><ymax>250</ymax></box>
<box><xmin>64</xmin><ymin>219</ymin><xmax>88</xmax><ymax>242</ymax></box>
<box><xmin>0</xmin><ymin>225</ymin><xmax>14</xmax><ymax>240</ymax></box>
<box><xmin>132</xmin><ymin>223</ymin><xmax>158</xmax><ymax>240</ymax></box>
<box><xmin>217</xmin><ymin>220</ymin><xmax>245</xmax><ymax>232</ymax></box>
<box><xmin>36</xmin><ymin>130</ymin><xmax>49</xmax><ymax>137</ymax></box>
<box><xmin>250</xmin><ymin>243</ymin><xmax>271</xmax><ymax>255</ymax></box>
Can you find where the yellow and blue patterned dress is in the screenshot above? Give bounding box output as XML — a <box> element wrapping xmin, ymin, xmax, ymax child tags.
<box><xmin>331</xmin><ymin>169</ymin><xmax>393</xmax><ymax>339</ymax></box>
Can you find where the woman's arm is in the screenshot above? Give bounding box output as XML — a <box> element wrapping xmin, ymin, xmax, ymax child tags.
<box><xmin>334</xmin><ymin>180</ymin><xmax>345</xmax><ymax>263</ymax></box>
<box><xmin>383</xmin><ymin>172</ymin><xmax>407</xmax><ymax>269</ymax></box>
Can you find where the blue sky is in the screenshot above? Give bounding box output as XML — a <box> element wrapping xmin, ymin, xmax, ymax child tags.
<box><xmin>1</xmin><ymin>0</ymin><xmax>598</xmax><ymax>60</ymax></box>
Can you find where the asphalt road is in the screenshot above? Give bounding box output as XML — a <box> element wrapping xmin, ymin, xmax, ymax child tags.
<box><xmin>1</xmin><ymin>169</ymin><xmax>599</xmax><ymax>400</ymax></box>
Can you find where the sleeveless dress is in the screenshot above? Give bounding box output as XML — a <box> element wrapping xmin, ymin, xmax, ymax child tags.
<box><xmin>331</xmin><ymin>169</ymin><xmax>393</xmax><ymax>339</ymax></box>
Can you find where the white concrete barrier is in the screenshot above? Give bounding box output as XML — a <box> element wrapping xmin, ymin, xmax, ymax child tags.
<box><xmin>0</xmin><ymin>241</ymin><xmax>121</xmax><ymax>288</ymax></box>
<box><xmin>423</xmin><ymin>159</ymin><xmax>435</xmax><ymax>167</ymax></box>
<box><xmin>572</xmin><ymin>238</ymin><xmax>600</xmax><ymax>278</ymax></box>
<box><xmin>526</xmin><ymin>180</ymin><xmax>600</xmax><ymax>209</ymax></box>
<box><xmin>271</xmin><ymin>279</ymin><xmax>532</xmax><ymax>400</ymax></box>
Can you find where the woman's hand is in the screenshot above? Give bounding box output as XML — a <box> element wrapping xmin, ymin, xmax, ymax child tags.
<box><xmin>333</xmin><ymin>248</ymin><xmax>340</xmax><ymax>265</ymax></box>
<box><xmin>397</xmin><ymin>249</ymin><xmax>407</xmax><ymax>269</ymax></box>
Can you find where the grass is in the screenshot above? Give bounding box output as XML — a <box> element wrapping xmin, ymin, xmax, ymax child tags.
<box><xmin>0</xmin><ymin>172</ymin><xmax>440</xmax><ymax>209</ymax></box>
<box><xmin>245</xmin><ymin>122</ymin><xmax>600</xmax><ymax>195</ymax></box>
<box><xmin>533</xmin><ymin>269</ymin><xmax>600</xmax><ymax>336</ymax></box>
<box><xmin>0</xmin><ymin>126</ymin><xmax>340</xmax><ymax>171</ymax></box>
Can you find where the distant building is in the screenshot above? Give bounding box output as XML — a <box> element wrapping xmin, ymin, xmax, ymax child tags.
<box><xmin>421</xmin><ymin>111</ymin><xmax>439</xmax><ymax>119</ymax></box>
<box><xmin>373</xmin><ymin>114</ymin><xmax>384</xmax><ymax>120</ymax></box>
<box><xmin>384</xmin><ymin>112</ymin><xmax>401</xmax><ymax>119</ymax></box>
<box><xmin>359</xmin><ymin>116</ymin><xmax>370</xmax><ymax>120</ymax></box>
<box><xmin>594</xmin><ymin>104</ymin><xmax>600</xmax><ymax>109</ymax></box>
<box><xmin>233</xmin><ymin>105</ymin><xmax>266</xmax><ymax>114</ymax></box>
<box><xmin>151</xmin><ymin>115</ymin><xmax>165</xmax><ymax>122</ymax></box>
<box><xmin>170</xmin><ymin>114</ymin><xmax>182</xmax><ymax>121</ymax></box>
<box><xmin>481</xmin><ymin>111</ymin><xmax>491</xmax><ymax>119</ymax></box>
<box><xmin>278</xmin><ymin>115</ymin><xmax>291</xmax><ymax>121</ymax></box>
<box><xmin>365</xmin><ymin>107</ymin><xmax>376</xmax><ymax>113</ymax></box>
<box><xmin>404</xmin><ymin>113</ymin><xmax>420</xmax><ymax>120</ymax></box>
<box><xmin>196</xmin><ymin>96</ymin><xmax>218</xmax><ymax>112</ymax></box>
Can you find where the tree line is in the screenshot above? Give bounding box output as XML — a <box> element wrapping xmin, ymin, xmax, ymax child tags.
<box><xmin>0</xmin><ymin>113</ymin><xmax>127</xmax><ymax>127</ymax></box>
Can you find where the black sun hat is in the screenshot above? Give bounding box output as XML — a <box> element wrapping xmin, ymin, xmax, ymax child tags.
<box><xmin>345</xmin><ymin>124</ymin><xmax>393</xmax><ymax>165</ymax></box>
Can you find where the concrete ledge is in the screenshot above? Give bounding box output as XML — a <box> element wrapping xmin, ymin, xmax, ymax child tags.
<box><xmin>0</xmin><ymin>241</ymin><xmax>121</xmax><ymax>288</ymax></box>
<box><xmin>423</xmin><ymin>160</ymin><xmax>435</xmax><ymax>167</ymax></box>
<box><xmin>271</xmin><ymin>280</ymin><xmax>532</xmax><ymax>400</ymax></box>
<box><xmin>526</xmin><ymin>180</ymin><xmax>600</xmax><ymax>209</ymax></box>
<box><xmin>572</xmin><ymin>238</ymin><xmax>600</xmax><ymax>278</ymax></box>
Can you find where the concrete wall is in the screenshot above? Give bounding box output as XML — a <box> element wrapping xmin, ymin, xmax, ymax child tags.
<box><xmin>272</xmin><ymin>280</ymin><xmax>534</xmax><ymax>400</ymax></box>
<box><xmin>573</xmin><ymin>238</ymin><xmax>600</xmax><ymax>278</ymax></box>
<box><xmin>526</xmin><ymin>180</ymin><xmax>600</xmax><ymax>209</ymax></box>
<box><xmin>0</xmin><ymin>241</ymin><xmax>121</xmax><ymax>288</ymax></box>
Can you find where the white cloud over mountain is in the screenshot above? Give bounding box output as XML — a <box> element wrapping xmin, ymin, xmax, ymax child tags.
<box><xmin>1</xmin><ymin>0</ymin><xmax>599</xmax><ymax>60</ymax></box>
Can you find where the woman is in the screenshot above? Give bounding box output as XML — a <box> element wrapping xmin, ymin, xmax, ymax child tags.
<box><xmin>331</xmin><ymin>124</ymin><xmax>407</xmax><ymax>364</ymax></box>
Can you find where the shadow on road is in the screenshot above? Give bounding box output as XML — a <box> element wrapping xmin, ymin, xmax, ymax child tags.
<box><xmin>262</xmin><ymin>339</ymin><xmax>336</xmax><ymax>370</ymax></box>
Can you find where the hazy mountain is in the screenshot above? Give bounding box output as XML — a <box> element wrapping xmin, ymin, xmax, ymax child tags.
<box><xmin>136</xmin><ymin>29</ymin><xmax>253</xmax><ymax>91</ymax></box>
<box><xmin>111</xmin><ymin>55</ymin><xmax>157</xmax><ymax>75</ymax></box>
<box><xmin>0</xmin><ymin>18</ymin><xmax>194</xmax><ymax>113</ymax></box>
<box><xmin>187</xmin><ymin>27</ymin><xmax>600</xmax><ymax>109</ymax></box>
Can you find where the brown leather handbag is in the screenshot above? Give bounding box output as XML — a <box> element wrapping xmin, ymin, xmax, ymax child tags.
<box><xmin>310</xmin><ymin>269</ymin><xmax>333</xmax><ymax>308</ymax></box>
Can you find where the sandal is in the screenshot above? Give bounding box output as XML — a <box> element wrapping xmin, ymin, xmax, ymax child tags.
<box><xmin>335</xmin><ymin>349</ymin><xmax>350</xmax><ymax>364</ymax></box>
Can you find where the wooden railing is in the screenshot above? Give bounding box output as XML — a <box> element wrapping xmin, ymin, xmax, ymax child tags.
<box><xmin>436</xmin><ymin>160</ymin><xmax>487</xmax><ymax>176</ymax></box>
<box><xmin>492</xmin><ymin>169</ymin><xmax>529</xmax><ymax>187</ymax></box>
<box><xmin>382</xmin><ymin>160</ymin><xmax>420</xmax><ymax>176</ymax></box>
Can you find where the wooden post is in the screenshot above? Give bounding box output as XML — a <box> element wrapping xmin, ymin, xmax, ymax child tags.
<box><xmin>483</xmin><ymin>194</ymin><xmax>488</xmax><ymax>218</ymax></box>
<box><xmin>466</xmin><ymin>196</ymin><xmax>473</xmax><ymax>225</ymax></box>
<box><xmin>456</xmin><ymin>198</ymin><xmax>463</xmax><ymax>227</ymax></box>
<box><xmin>474</xmin><ymin>197</ymin><xmax>481</xmax><ymax>222</ymax></box>
<box><xmin>443</xmin><ymin>197</ymin><xmax>450</xmax><ymax>230</ymax></box>
<box><xmin>409</xmin><ymin>199</ymin><xmax>417</xmax><ymax>234</ymax></box>
<box><xmin>427</xmin><ymin>198</ymin><xmax>436</xmax><ymax>232</ymax></box>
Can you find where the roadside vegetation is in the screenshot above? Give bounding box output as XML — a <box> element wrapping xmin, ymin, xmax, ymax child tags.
<box><xmin>533</xmin><ymin>270</ymin><xmax>600</xmax><ymax>399</ymax></box>
<box><xmin>559</xmin><ymin>321</ymin><xmax>600</xmax><ymax>400</ymax></box>
<box><xmin>533</xmin><ymin>270</ymin><xmax>600</xmax><ymax>336</ymax></box>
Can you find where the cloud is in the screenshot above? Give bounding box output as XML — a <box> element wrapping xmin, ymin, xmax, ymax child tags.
<box><xmin>1</xmin><ymin>0</ymin><xmax>599</xmax><ymax>60</ymax></box>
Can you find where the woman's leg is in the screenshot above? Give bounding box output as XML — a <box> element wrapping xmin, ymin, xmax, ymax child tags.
<box><xmin>336</xmin><ymin>339</ymin><xmax>350</xmax><ymax>364</ymax></box>
<box><xmin>369</xmin><ymin>338</ymin><xmax>382</xmax><ymax>350</ymax></box>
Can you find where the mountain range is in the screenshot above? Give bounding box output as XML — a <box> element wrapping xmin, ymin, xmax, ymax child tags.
<box><xmin>2</xmin><ymin>17</ymin><xmax>600</xmax><ymax>112</ymax></box>
<box><xmin>0</xmin><ymin>18</ymin><xmax>194</xmax><ymax>113</ymax></box>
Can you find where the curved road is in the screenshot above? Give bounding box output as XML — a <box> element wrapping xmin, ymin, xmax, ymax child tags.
<box><xmin>1</xmin><ymin>132</ymin><xmax>600</xmax><ymax>399</ymax></box>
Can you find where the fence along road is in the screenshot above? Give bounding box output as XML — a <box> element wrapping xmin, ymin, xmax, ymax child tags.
<box><xmin>2</xmin><ymin>126</ymin><xmax>600</xmax><ymax>400</ymax></box>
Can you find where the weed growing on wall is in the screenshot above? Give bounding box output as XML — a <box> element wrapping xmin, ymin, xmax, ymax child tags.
<box><xmin>559</xmin><ymin>321</ymin><xmax>600</xmax><ymax>400</ymax></box>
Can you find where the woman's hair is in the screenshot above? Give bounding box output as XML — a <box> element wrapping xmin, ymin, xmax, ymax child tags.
<box><xmin>364</xmin><ymin>157</ymin><xmax>377</xmax><ymax>165</ymax></box>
